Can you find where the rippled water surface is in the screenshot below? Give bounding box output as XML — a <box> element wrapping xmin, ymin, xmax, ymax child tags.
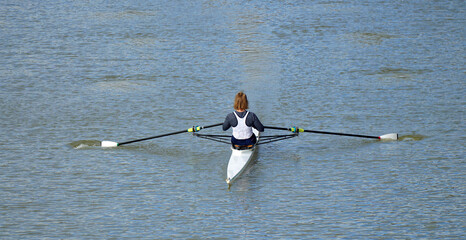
<box><xmin>1</xmin><ymin>0</ymin><xmax>464</xmax><ymax>239</ymax></box>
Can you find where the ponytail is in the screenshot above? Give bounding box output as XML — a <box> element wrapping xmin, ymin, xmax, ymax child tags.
<box><xmin>234</xmin><ymin>92</ymin><xmax>249</xmax><ymax>110</ymax></box>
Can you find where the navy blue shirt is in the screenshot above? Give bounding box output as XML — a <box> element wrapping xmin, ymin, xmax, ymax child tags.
<box><xmin>223</xmin><ymin>111</ymin><xmax>264</xmax><ymax>132</ymax></box>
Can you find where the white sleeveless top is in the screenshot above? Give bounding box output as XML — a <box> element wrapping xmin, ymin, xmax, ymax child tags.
<box><xmin>232</xmin><ymin>111</ymin><xmax>253</xmax><ymax>140</ymax></box>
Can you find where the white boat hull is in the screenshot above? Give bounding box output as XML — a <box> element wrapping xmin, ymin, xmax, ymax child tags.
<box><xmin>226</xmin><ymin>129</ymin><xmax>259</xmax><ymax>185</ymax></box>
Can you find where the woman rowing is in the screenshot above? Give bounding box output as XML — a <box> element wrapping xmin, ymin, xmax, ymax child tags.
<box><xmin>223</xmin><ymin>92</ymin><xmax>264</xmax><ymax>148</ymax></box>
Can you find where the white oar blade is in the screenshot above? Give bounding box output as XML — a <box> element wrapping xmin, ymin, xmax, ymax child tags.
<box><xmin>101</xmin><ymin>141</ymin><xmax>118</xmax><ymax>147</ymax></box>
<box><xmin>379</xmin><ymin>133</ymin><xmax>398</xmax><ymax>140</ymax></box>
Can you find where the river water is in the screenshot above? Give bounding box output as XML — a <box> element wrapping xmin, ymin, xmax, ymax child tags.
<box><xmin>1</xmin><ymin>0</ymin><xmax>464</xmax><ymax>239</ymax></box>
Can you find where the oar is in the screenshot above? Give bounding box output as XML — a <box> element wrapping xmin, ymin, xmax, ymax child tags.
<box><xmin>264</xmin><ymin>126</ymin><xmax>398</xmax><ymax>140</ymax></box>
<box><xmin>101</xmin><ymin>123</ymin><xmax>223</xmax><ymax>147</ymax></box>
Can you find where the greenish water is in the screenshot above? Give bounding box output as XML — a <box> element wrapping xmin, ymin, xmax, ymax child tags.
<box><xmin>1</xmin><ymin>0</ymin><xmax>464</xmax><ymax>239</ymax></box>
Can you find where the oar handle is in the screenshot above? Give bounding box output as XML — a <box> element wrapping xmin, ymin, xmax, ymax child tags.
<box><xmin>202</xmin><ymin>123</ymin><xmax>223</xmax><ymax>129</ymax></box>
<box><xmin>264</xmin><ymin>126</ymin><xmax>289</xmax><ymax>131</ymax></box>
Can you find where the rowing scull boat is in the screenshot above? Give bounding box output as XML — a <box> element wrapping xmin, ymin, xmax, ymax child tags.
<box><xmin>226</xmin><ymin>129</ymin><xmax>260</xmax><ymax>186</ymax></box>
<box><xmin>99</xmin><ymin>123</ymin><xmax>397</xmax><ymax>188</ymax></box>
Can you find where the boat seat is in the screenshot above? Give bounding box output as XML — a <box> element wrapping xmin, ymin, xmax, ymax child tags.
<box><xmin>232</xmin><ymin>144</ymin><xmax>254</xmax><ymax>150</ymax></box>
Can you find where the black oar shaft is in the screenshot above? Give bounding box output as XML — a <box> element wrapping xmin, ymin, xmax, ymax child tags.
<box><xmin>118</xmin><ymin>130</ymin><xmax>187</xmax><ymax>146</ymax></box>
<box><xmin>264</xmin><ymin>126</ymin><xmax>379</xmax><ymax>139</ymax></box>
<box><xmin>303</xmin><ymin>130</ymin><xmax>379</xmax><ymax>139</ymax></box>
<box><xmin>118</xmin><ymin>123</ymin><xmax>222</xmax><ymax>146</ymax></box>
